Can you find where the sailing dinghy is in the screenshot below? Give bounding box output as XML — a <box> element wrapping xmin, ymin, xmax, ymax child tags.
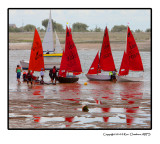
<box><xmin>117</xmin><ymin>26</ymin><xmax>144</xmax><ymax>82</ymax></box>
<box><xmin>20</xmin><ymin>26</ymin><xmax>61</xmax><ymax>70</ymax></box>
<box><xmin>57</xmin><ymin>26</ymin><xmax>82</xmax><ymax>83</ymax></box>
<box><xmin>42</xmin><ymin>10</ymin><xmax>62</xmax><ymax>57</ymax></box>
<box><xmin>29</xmin><ymin>28</ymin><xmax>45</xmax><ymax>72</ymax></box>
<box><xmin>22</xmin><ymin>28</ymin><xmax>45</xmax><ymax>81</ymax></box>
<box><xmin>86</xmin><ymin>27</ymin><xmax>116</xmax><ymax>81</ymax></box>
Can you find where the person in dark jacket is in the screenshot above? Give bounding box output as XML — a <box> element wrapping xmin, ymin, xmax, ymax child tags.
<box><xmin>49</xmin><ymin>69</ymin><xmax>53</xmax><ymax>83</ymax></box>
<box><xmin>27</xmin><ymin>70</ymin><xmax>33</xmax><ymax>85</ymax></box>
<box><xmin>52</xmin><ymin>66</ymin><xmax>57</xmax><ymax>85</ymax></box>
<box><xmin>111</xmin><ymin>69</ymin><xmax>117</xmax><ymax>82</ymax></box>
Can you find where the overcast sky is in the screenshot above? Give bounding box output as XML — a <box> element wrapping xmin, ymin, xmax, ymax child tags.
<box><xmin>9</xmin><ymin>9</ymin><xmax>151</xmax><ymax>31</ymax></box>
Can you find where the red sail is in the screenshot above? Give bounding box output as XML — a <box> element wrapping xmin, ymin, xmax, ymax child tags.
<box><xmin>99</xmin><ymin>27</ymin><xmax>115</xmax><ymax>71</ymax></box>
<box><xmin>118</xmin><ymin>51</ymin><xmax>129</xmax><ymax>76</ymax></box>
<box><xmin>29</xmin><ymin>28</ymin><xmax>44</xmax><ymax>71</ymax></box>
<box><xmin>65</xmin><ymin>26</ymin><xmax>82</xmax><ymax>74</ymax></box>
<box><xmin>87</xmin><ymin>51</ymin><xmax>101</xmax><ymax>74</ymax></box>
<box><xmin>58</xmin><ymin>51</ymin><xmax>67</xmax><ymax>77</ymax></box>
<box><xmin>126</xmin><ymin>27</ymin><xmax>144</xmax><ymax>71</ymax></box>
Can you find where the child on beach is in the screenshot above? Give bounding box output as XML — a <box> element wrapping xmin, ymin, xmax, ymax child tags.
<box><xmin>16</xmin><ymin>65</ymin><xmax>22</xmax><ymax>84</ymax></box>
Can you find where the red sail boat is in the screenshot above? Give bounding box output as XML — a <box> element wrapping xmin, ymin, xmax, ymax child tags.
<box><xmin>57</xmin><ymin>26</ymin><xmax>82</xmax><ymax>83</ymax></box>
<box><xmin>86</xmin><ymin>26</ymin><xmax>116</xmax><ymax>81</ymax></box>
<box><xmin>117</xmin><ymin>26</ymin><xmax>144</xmax><ymax>82</ymax></box>
<box><xmin>29</xmin><ymin>28</ymin><xmax>45</xmax><ymax>72</ymax></box>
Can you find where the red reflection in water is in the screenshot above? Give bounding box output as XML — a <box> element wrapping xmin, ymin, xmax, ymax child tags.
<box><xmin>33</xmin><ymin>91</ymin><xmax>41</xmax><ymax>95</ymax></box>
<box><xmin>120</xmin><ymin>82</ymin><xmax>143</xmax><ymax>126</ymax></box>
<box><xmin>59</xmin><ymin>84</ymin><xmax>81</xmax><ymax>127</ymax></box>
<box><xmin>31</xmin><ymin>85</ymin><xmax>44</xmax><ymax>123</ymax></box>
<box><xmin>65</xmin><ymin>98</ymin><xmax>79</xmax><ymax>103</ymax></box>
<box><xmin>126</xmin><ymin>107</ymin><xmax>139</xmax><ymax>125</ymax></box>
<box><xmin>95</xmin><ymin>98</ymin><xmax>102</xmax><ymax>104</ymax></box>
<box><xmin>59</xmin><ymin>83</ymin><xmax>81</xmax><ymax>103</ymax></box>
<box><xmin>33</xmin><ymin>116</ymin><xmax>41</xmax><ymax>123</ymax></box>
<box><xmin>94</xmin><ymin>92</ymin><xmax>112</xmax><ymax>123</ymax></box>
<box><xmin>65</xmin><ymin>117</ymin><xmax>74</xmax><ymax>127</ymax></box>
<box><xmin>101</xmin><ymin>108</ymin><xmax>110</xmax><ymax>122</ymax></box>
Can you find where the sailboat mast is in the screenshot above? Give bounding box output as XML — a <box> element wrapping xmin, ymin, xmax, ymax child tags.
<box><xmin>125</xmin><ymin>25</ymin><xmax>129</xmax><ymax>53</ymax></box>
<box><xmin>99</xmin><ymin>27</ymin><xmax>106</xmax><ymax>65</ymax></box>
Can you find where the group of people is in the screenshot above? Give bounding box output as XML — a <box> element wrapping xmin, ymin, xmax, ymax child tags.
<box><xmin>38</xmin><ymin>66</ymin><xmax>58</xmax><ymax>85</ymax></box>
<box><xmin>16</xmin><ymin>65</ymin><xmax>58</xmax><ymax>85</ymax></box>
<box><xmin>49</xmin><ymin>66</ymin><xmax>57</xmax><ymax>84</ymax></box>
<box><xmin>16</xmin><ymin>65</ymin><xmax>117</xmax><ymax>85</ymax></box>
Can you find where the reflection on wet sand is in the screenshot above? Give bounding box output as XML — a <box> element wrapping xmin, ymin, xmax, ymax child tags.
<box><xmin>31</xmin><ymin>85</ymin><xmax>44</xmax><ymax>126</ymax></box>
<box><xmin>65</xmin><ymin>117</ymin><xmax>74</xmax><ymax>127</ymax></box>
<box><xmin>9</xmin><ymin>81</ymin><xmax>150</xmax><ymax>129</ymax></box>
<box><xmin>94</xmin><ymin>93</ymin><xmax>111</xmax><ymax>123</ymax></box>
<box><xmin>120</xmin><ymin>82</ymin><xmax>144</xmax><ymax>127</ymax></box>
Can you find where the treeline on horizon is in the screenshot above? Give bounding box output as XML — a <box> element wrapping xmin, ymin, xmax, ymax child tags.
<box><xmin>9</xmin><ymin>19</ymin><xmax>151</xmax><ymax>33</ymax></box>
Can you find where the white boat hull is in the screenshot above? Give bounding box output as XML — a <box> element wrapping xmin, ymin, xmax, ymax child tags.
<box><xmin>85</xmin><ymin>74</ymin><xmax>111</xmax><ymax>81</ymax></box>
<box><xmin>117</xmin><ymin>76</ymin><xmax>143</xmax><ymax>82</ymax></box>
<box><xmin>20</xmin><ymin>60</ymin><xmax>60</xmax><ymax>70</ymax></box>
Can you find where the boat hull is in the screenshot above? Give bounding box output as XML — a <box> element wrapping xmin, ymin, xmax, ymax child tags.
<box><xmin>20</xmin><ymin>60</ymin><xmax>60</xmax><ymax>70</ymax></box>
<box><xmin>85</xmin><ymin>74</ymin><xmax>111</xmax><ymax>81</ymax></box>
<box><xmin>43</xmin><ymin>53</ymin><xmax>62</xmax><ymax>57</ymax></box>
<box><xmin>117</xmin><ymin>76</ymin><xmax>143</xmax><ymax>82</ymax></box>
<box><xmin>57</xmin><ymin>76</ymin><xmax>79</xmax><ymax>83</ymax></box>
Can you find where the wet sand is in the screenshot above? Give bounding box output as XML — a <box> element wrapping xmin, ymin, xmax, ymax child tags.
<box><xmin>9</xmin><ymin>40</ymin><xmax>150</xmax><ymax>51</ymax></box>
<box><xmin>9</xmin><ymin>81</ymin><xmax>150</xmax><ymax>129</ymax></box>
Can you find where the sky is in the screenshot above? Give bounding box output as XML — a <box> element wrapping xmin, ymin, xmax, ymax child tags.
<box><xmin>9</xmin><ymin>9</ymin><xmax>151</xmax><ymax>31</ymax></box>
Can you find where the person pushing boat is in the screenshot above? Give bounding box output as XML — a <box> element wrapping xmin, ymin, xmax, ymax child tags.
<box><xmin>111</xmin><ymin>69</ymin><xmax>117</xmax><ymax>82</ymax></box>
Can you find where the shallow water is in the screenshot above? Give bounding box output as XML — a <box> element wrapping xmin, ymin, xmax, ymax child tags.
<box><xmin>9</xmin><ymin>49</ymin><xmax>151</xmax><ymax>129</ymax></box>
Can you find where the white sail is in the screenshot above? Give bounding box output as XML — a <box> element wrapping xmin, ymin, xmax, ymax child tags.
<box><xmin>55</xmin><ymin>31</ymin><xmax>62</xmax><ymax>53</ymax></box>
<box><xmin>42</xmin><ymin>10</ymin><xmax>54</xmax><ymax>53</ymax></box>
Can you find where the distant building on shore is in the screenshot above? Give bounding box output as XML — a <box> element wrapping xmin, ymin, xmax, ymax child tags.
<box><xmin>9</xmin><ymin>24</ymin><xmax>16</xmax><ymax>28</ymax></box>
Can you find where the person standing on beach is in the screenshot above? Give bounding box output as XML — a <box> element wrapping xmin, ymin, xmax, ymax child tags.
<box><xmin>27</xmin><ymin>70</ymin><xmax>33</xmax><ymax>85</ymax></box>
<box><xmin>52</xmin><ymin>66</ymin><xmax>57</xmax><ymax>85</ymax></box>
<box><xmin>16</xmin><ymin>65</ymin><xmax>22</xmax><ymax>84</ymax></box>
<box><xmin>49</xmin><ymin>69</ymin><xmax>53</xmax><ymax>83</ymax></box>
<box><xmin>112</xmin><ymin>69</ymin><xmax>117</xmax><ymax>82</ymax></box>
<box><xmin>23</xmin><ymin>71</ymin><xmax>27</xmax><ymax>81</ymax></box>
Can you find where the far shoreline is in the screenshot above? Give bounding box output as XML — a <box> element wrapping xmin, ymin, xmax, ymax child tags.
<box><xmin>9</xmin><ymin>41</ymin><xmax>151</xmax><ymax>52</ymax></box>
